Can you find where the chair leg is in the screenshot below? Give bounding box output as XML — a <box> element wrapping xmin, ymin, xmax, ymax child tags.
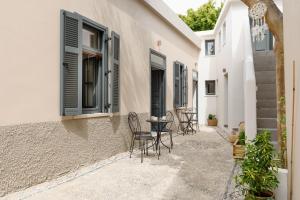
<box><xmin>129</xmin><ymin>137</ymin><xmax>135</xmax><ymax>158</ymax></box>
<box><xmin>146</xmin><ymin>140</ymin><xmax>149</xmax><ymax>155</ymax></box>
<box><xmin>141</xmin><ymin>140</ymin><xmax>144</xmax><ymax>163</ymax></box>
<box><xmin>170</xmin><ymin>131</ymin><xmax>173</xmax><ymax>149</ymax></box>
<box><xmin>152</xmin><ymin>140</ymin><xmax>155</xmax><ymax>151</ymax></box>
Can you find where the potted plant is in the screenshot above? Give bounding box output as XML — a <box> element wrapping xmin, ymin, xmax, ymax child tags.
<box><xmin>236</xmin><ymin>130</ymin><xmax>279</xmax><ymax>199</ymax></box>
<box><xmin>233</xmin><ymin>130</ymin><xmax>246</xmax><ymax>159</ymax></box>
<box><xmin>207</xmin><ymin>114</ymin><xmax>217</xmax><ymax>126</ymax></box>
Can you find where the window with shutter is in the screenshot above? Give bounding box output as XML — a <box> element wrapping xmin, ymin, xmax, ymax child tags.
<box><xmin>60</xmin><ymin>10</ymin><xmax>109</xmax><ymax>116</ymax></box>
<box><xmin>61</xmin><ymin>11</ymin><xmax>82</xmax><ymax>116</ymax></box>
<box><xmin>173</xmin><ymin>61</ymin><xmax>188</xmax><ymax>108</ymax></box>
<box><xmin>183</xmin><ymin>67</ymin><xmax>188</xmax><ymax>106</ymax></box>
<box><xmin>111</xmin><ymin>31</ymin><xmax>120</xmax><ymax>113</ymax></box>
<box><xmin>174</xmin><ymin>62</ymin><xmax>180</xmax><ymax>107</ymax></box>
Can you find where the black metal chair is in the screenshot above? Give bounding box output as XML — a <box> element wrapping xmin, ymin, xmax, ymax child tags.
<box><xmin>128</xmin><ymin>112</ymin><xmax>155</xmax><ymax>163</ymax></box>
<box><xmin>162</xmin><ymin>111</ymin><xmax>174</xmax><ymax>148</ymax></box>
<box><xmin>175</xmin><ymin>107</ymin><xmax>189</xmax><ymax>135</ymax></box>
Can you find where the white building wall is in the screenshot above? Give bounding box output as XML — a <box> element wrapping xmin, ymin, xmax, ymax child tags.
<box><xmin>283</xmin><ymin>0</ymin><xmax>300</xmax><ymax>199</ymax></box>
<box><xmin>197</xmin><ymin>0</ymin><xmax>249</xmax><ymax>132</ymax></box>
<box><xmin>197</xmin><ymin>32</ymin><xmax>217</xmax><ymax>125</ymax></box>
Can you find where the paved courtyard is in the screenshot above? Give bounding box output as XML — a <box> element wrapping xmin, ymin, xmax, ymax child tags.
<box><xmin>2</xmin><ymin>127</ymin><xmax>235</xmax><ymax>200</ymax></box>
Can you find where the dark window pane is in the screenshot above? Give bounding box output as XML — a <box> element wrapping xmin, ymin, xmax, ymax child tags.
<box><xmin>114</xmin><ymin>37</ymin><xmax>120</xmax><ymax>60</ymax></box>
<box><xmin>83</xmin><ymin>24</ymin><xmax>100</xmax><ymax>50</ymax></box>
<box><xmin>205</xmin><ymin>40</ymin><xmax>215</xmax><ymax>56</ymax></box>
<box><xmin>82</xmin><ymin>54</ymin><xmax>99</xmax><ymax>108</ymax></box>
<box><xmin>206</xmin><ymin>80</ymin><xmax>216</xmax><ymax>95</ymax></box>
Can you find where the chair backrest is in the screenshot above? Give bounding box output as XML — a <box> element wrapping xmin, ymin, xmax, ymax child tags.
<box><xmin>128</xmin><ymin>112</ymin><xmax>141</xmax><ymax>135</ymax></box>
<box><xmin>176</xmin><ymin>107</ymin><xmax>186</xmax><ymax>122</ymax></box>
<box><xmin>165</xmin><ymin>111</ymin><xmax>174</xmax><ymax>130</ymax></box>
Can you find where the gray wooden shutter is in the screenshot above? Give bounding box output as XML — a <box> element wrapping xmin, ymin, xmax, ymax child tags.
<box><xmin>174</xmin><ymin>62</ymin><xmax>180</xmax><ymax>107</ymax></box>
<box><xmin>111</xmin><ymin>31</ymin><xmax>120</xmax><ymax>113</ymax></box>
<box><xmin>183</xmin><ymin>66</ymin><xmax>188</xmax><ymax>106</ymax></box>
<box><xmin>60</xmin><ymin>11</ymin><xmax>82</xmax><ymax>116</ymax></box>
<box><xmin>104</xmin><ymin>32</ymin><xmax>109</xmax><ymax>112</ymax></box>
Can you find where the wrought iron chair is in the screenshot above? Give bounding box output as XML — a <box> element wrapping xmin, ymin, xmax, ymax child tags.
<box><xmin>175</xmin><ymin>107</ymin><xmax>189</xmax><ymax>135</ymax></box>
<box><xmin>128</xmin><ymin>112</ymin><xmax>155</xmax><ymax>163</ymax></box>
<box><xmin>161</xmin><ymin>111</ymin><xmax>174</xmax><ymax>148</ymax></box>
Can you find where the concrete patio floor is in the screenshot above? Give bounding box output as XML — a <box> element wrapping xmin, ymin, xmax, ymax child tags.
<box><xmin>2</xmin><ymin>127</ymin><xmax>234</xmax><ymax>200</ymax></box>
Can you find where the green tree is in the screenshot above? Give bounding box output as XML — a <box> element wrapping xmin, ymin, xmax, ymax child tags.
<box><xmin>179</xmin><ymin>0</ymin><xmax>222</xmax><ymax>31</ymax></box>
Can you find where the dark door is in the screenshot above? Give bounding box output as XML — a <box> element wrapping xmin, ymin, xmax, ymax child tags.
<box><xmin>151</xmin><ymin>69</ymin><xmax>165</xmax><ymax>118</ymax></box>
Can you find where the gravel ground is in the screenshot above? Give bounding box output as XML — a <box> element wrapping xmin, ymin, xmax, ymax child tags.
<box><xmin>2</xmin><ymin>126</ymin><xmax>236</xmax><ymax>200</ymax></box>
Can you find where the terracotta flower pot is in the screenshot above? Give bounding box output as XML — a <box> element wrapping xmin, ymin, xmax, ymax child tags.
<box><xmin>246</xmin><ymin>191</ymin><xmax>275</xmax><ymax>200</ymax></box>
<box><xmin>207</xmin><ymin>119</ymin><xmax>218</xmax><ymax>126</ymax></box>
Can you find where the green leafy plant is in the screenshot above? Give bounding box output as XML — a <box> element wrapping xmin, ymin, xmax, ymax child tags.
<box><xmin>179</xmin><ymin>0</ymin><xmax>223</xmax><ymax>31</ymax></box>
<box><xmin>236</xmin><ymin>130</ymin><xmax>279</xmax><ymax>199</ymax></box>
<box><xmin>208</xmin><ymin>114</ymin><xmax>216</xmax><ymax>120</ymax></box>
<box><xmin>238</xmin><ymin>130</ymin><xmax>246</xmax><ymax>145</ymax></box>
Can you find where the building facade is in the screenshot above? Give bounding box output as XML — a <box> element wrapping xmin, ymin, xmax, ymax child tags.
<box><xmin>0</xmin><ymin>0</ymin><xmax>200</xmax><ymax>196</ymax></box>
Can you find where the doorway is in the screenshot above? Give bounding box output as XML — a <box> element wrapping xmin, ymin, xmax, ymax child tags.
<box><xmin>151</xmin><ymin>68</ymin><xmax>166</xmax><ymax>118</ymax></box>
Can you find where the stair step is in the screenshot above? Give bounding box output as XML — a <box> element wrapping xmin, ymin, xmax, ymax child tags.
<box><xmin>257</xmin><ymin>108</ymin><xmax>277</xmax><ymax>118</ymax></box>
<box><xmin>257</xmin><ymin>128</ymin><xmax>277</xmax><ymax>142</ymax></box>
<box><xmin>255</xmin><ymin>71</ymin><xmax>276</xmax><ymax>84</ymax></box>
<box><xmin>257</xmin><ymin>100</ymin><xmax>277</xmax><ymax>108</ymax></box>
<box><xmin>257</xmin><ymin>90</ymin><xmax>276</xmax><ymax>100</ymax></box>
<box><xmin>255</xmin><ymin>65</ymin><xmax>276</xmax><ymax>71</ymax></box>
<box><xmin>257</xmin><ymin>118</ymin><xmax>277</xmax><ymax>129</ymax></box>
<box><xmin>253</xmin><ymin>53</ymin><xmax>276</xmax><ymax>66</ymax></box>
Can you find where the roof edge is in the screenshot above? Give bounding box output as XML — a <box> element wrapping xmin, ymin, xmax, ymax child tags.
<box><xmin>143</xmin><ymin>0</ymin><xmax>201</xmax><ymax>49</ymax></box>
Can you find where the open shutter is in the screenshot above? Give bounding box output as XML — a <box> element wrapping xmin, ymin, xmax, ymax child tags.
<box><xmin>183</xmin><ymin>66</ymin><xmax>188</xmax><ymax>106</ymax></box>
<box><xmin>104</xmin><ymin>32</ymin><xmax>110</xmax><ymax>112</ymax></box>
<box><xmin>173</xmin><ymin>62</ymin><xmax>180</xmax><ymax>108</ymax></box>
<box><xmin>60</xmin><ymin>11</ymin><xmax>82</xmax><ymax>116</ymax></box>
<box><xmin>111</xmin><ymin>31</ymin><xmax>120</xmax><ymax>113</ymax></box>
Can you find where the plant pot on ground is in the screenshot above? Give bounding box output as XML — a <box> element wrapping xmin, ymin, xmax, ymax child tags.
<box><xmin>236</xmin><ymin>130</ymin><xmax>279</xmax><ymax>200</ymax></box>
<box><xmin>233</xmin><ymin>130</ymin><xmax>246</xmax><ymax>159</ymax></box>
<box><xmin>207</xmin><ymin>114</ymin><xmax>217</xmax><ymax>126</ymax></box>
<box><xmin>229</xmin><ymin>130</ymin><xmax>239</xmax><ymax>144</ymax></box>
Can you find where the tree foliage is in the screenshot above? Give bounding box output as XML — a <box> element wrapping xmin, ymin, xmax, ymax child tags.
<box><xmin>179</xmin><ymin>0</ymin><xmax>222</xmax><ymax>31</ymax></box>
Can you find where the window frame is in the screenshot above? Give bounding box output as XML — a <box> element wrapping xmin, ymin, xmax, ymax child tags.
<box><xmin>205</xmin><ymin>39</ymin><xmax>215</xmax><ymax>56</ymax></box>
<box><xmin>205</xmin><ymin>80</ymin><xmax>216</xmax><ymax>96</ymax></box>
<box><xmin>81</xmin><ymin>17</ymin><xmax>108</xmax><ymax>114</ymax></box>
<box><xmin>60</xmin><ymin>10</ymin><xmax>110</xmax><ymax>116</ymax></box>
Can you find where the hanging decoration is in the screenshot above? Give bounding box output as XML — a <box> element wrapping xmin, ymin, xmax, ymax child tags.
<box><xmin>249</xmin><ymin>2</ymin><xmax>268</xmax><ymax>42</ymax></box>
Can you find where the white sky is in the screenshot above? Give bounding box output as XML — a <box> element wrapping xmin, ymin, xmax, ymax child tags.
<box><xmin>162</xmin><ymin>0</ymin><xmax>222</xmax><ymax>15</ymax></box>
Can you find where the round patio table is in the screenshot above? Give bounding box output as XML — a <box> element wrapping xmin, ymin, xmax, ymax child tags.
<box><xmin>146</xmin><ymin>118</ymin><xmax>172</xmax><ymax>159</ymax></box>
<box><xmin>182</xmin><ymin>111</ymin><xmax>197</xmax><ymax>134</ymax></box>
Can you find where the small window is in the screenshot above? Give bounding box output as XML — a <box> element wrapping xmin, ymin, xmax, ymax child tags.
<box><xmin>205</xmin><ymin>40</ymin><xmax>215</xmax><ymax>56</ymax></box>
<box><xmin>223</xmin><ymin>22</ymin><xmax>226</xmax><ymax>45</ymax></box>
<box><xmin>205</xmin><ymin>80</ymin><xmax>216</xmax><ymax>95</ymax></box>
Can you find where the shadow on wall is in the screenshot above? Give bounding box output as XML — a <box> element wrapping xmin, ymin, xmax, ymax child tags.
<box><xmin>62</xmin><ymin>119</ymin><xmax>89</xmax><ymax>140</ymax></box>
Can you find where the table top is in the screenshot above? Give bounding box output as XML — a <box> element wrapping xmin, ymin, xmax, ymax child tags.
<box><xmin>146</xmin><ymin>119</ymin><xmax>172</xmax><ymax>123</ymax></box>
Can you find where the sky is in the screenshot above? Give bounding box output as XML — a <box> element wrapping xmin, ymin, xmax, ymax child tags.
<box><xmin>162</xmin><ymin>0</ymin><xmax>222</xmax><ymax>15</ymax></box>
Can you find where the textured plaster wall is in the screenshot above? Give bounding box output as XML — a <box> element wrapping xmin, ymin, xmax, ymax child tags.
<box><xmin>0</xmin><ymin>113</ymin><xmax>150</xmax><ymax>196</ymax></box>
